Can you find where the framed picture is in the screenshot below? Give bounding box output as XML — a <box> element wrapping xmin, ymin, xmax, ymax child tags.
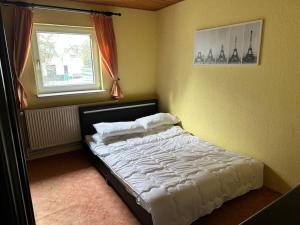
<box><xmin>194</xmin><ymin>20</ymin><xmax>263</xmax><ymax>65</ymax></box>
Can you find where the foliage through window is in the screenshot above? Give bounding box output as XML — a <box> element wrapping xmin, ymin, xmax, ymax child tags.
<box><xmin>32</xmin><ymin>24</ymin><xmax>102</xmax><ymax>95</ymax></box>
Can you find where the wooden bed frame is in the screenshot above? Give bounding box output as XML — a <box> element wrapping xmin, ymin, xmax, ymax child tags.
<box><xmin>79</xmin><ymin>99</ymin><xmax>158</xmax><ymax>225</ymax></box>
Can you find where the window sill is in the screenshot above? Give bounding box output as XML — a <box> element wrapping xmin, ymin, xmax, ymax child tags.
<box><xmin>37</xmin><ymin>90</ymin><xmax>108</xmax><ymax>98</ymax></box>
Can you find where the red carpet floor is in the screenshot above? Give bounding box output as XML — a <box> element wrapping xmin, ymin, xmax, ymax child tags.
<box><xmin>27</xmin><ymin>150</ymin><xmax>280</xmax><ymax>225</ymax></box>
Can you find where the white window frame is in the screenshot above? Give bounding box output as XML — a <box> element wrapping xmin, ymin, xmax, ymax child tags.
<box><xmin>31</xmin><ymin>23</ymin><xmax>103</xmax><ymax>96</ymax></box>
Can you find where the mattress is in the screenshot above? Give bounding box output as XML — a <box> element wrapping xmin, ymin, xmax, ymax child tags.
<box><xmin>86</xmin><ymin>126</ymin><xmax>263</xmax><ymax>225</ymax></box>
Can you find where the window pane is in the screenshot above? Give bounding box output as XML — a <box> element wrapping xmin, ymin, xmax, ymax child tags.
<box><xmin>36</xmin><ymin>32</ymin><xmax>95</xmax><ymax>87</ymax></box>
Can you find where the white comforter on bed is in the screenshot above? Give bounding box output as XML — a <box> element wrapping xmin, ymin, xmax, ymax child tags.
<box><xmin>86</xmin><ymin>126</ymin><xmax>263</xmax><ymax>225</ymax></box>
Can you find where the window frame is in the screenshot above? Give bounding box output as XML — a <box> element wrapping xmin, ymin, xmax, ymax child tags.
<box><xmin>31</xmin><ymin>23</ymin><xmax>103</xmax><ymax>95</ymax></box>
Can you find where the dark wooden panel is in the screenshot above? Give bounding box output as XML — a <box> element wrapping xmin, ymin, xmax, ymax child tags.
<box><xmin>240</xmin><ymin>185</ymin><xmax>300</xmax><ymax>225</ymax></box>
<box><xmin>0</xmin><ymin>10</ymin><xmax>36</xmax><ymax>225</ymax></box>
<box><xmin>70</xmin><ymin>0</ymin><xmax>184</xmax><ymax>11</ymax></box>
<box><xmin>79</xmin><ymin>99</ymin><xmax>158</xmax><ymax>137</ymax></box>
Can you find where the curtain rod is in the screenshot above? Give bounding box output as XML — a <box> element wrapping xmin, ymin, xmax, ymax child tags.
<box><xmin>0</xmin><ymin>1</ymin><xmax>122</xmax><ymax>16</ymax></box>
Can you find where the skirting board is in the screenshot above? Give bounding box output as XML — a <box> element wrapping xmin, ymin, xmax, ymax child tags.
<box><xmin>26</xmin><ymin>142</ymin><xmax>82</xmax><ymax>161</ymax></box>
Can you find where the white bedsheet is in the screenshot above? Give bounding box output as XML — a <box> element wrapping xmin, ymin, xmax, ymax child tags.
<box><xmin>86</xmin><ymin>126</ymin><xmax>263</xmax><ymax>225</ymax></box>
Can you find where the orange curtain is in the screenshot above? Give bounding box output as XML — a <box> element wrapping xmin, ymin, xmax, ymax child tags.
<box><xmin>12</xmin><ymin>7</ymin><xmax>33</xmax><ymax>109</ymax></box>
<box><xmin>92</xmin><ymin>15</ymin><xmax>123</xmax><ymax>99</ymax></box>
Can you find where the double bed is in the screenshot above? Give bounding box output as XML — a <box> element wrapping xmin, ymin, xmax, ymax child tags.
<box><xmin>79</xmin><ymin>99</ymin><xmax>263</xmax><ymax>225</ymax></box>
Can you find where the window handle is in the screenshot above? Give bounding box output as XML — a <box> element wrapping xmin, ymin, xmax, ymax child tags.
<box><xmin>36</xmin><ymin>59</ymin><xmax>40</xmax><ymax>69</ymax></box>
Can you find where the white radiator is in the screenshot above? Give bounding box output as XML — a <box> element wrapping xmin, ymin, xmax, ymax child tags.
<box><xmin>24</xmin><ymin>105</ymin><xmax>81</xmax><ymax>151</ymax></box>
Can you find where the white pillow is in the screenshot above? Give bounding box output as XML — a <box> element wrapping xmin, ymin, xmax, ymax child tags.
<box><xmin>136</xmin><ymin>113</ymin><xmax>180</xmax><ymax>129</ymax></box>
<box><xmin>92</xmin><ymin>133</ymin><xmax>102</xmax><ymax>144</ymax></box>
<box><xmin>93</xmin><ymin>121</ymin><xmax>145</xmax><ymax>141</ymax></box>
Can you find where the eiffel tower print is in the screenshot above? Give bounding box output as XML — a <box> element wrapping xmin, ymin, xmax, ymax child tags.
<box><xmin>216</xmin><ymin>44</ymin><xmax>227</xmax><ymax>64</ymax></box>
<box><xmin>228</xmin><ymin>36</ymin><xmax>241</xmax><ymax>64</ymax></box>
<box><xmin>242</xmin><ymin>30</ymin><xmax>257</xmax><ymax>64</ymax></box>
<box><xmin>194</xmin><ymin>51</ymin><xmax>205</xmax><ymax>64</ymax></box>
<box><xmin>205</xmin><ymin>48</ymin><xmax>215</xmax><ymax>64</ymax></box>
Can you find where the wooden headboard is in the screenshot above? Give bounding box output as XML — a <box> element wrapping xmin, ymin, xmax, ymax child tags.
<box><xmin>79</xmin><ymin>99</ymin><xmax>158</xmax><ymax>138</ymax></box>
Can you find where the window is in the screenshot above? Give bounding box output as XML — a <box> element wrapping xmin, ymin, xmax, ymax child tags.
<box><xmin>31</xmin><ymin>24</ymin><xmax>102</xmax><ymax>96</ymax></box>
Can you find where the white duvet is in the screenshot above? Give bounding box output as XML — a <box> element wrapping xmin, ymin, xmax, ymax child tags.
<box><xmin>86</xmin><ymin>126</ymin><xmax>263</xmax><ymax>225</ymax></box>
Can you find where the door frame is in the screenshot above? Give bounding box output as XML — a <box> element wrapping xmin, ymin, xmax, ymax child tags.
<box><xmin>0</xmin><ymin>10</ymin><xmax>35</xmax><ymax>225</ymax></box>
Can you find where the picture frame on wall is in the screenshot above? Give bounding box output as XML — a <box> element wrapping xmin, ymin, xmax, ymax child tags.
<box><xmin>194</xmin><ymin>20</ymin><xmax>263</xmax><ymax>65</ymax></box>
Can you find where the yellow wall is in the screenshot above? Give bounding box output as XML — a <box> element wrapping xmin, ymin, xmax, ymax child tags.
<box><xmin>1</xmin><ymin>0</ymin><xmax>157</xmax><ymax>108</ymax></box>
<box><xmin>157</xmin><ymin>0</ymin><xmax>300</xmax><ymax>193</ymax></box>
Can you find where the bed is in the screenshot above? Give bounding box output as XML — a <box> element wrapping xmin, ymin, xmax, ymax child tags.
<box><xmin>79</xmin><ymin>99</ymin><xmax>263</xmax><ymax>225</ymax></box>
